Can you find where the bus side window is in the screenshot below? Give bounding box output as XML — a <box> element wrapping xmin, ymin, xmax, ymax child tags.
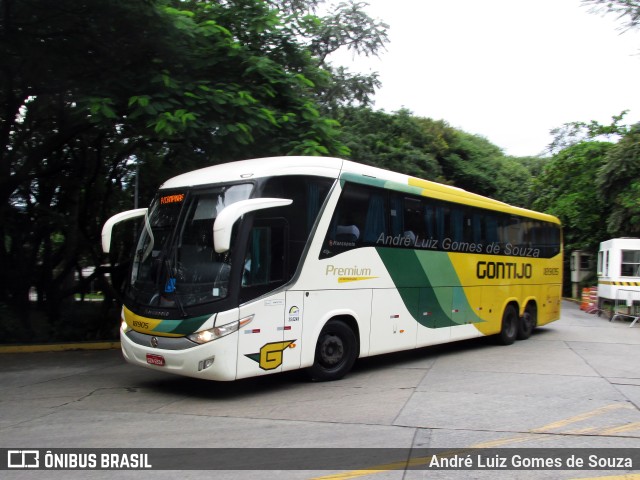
<box><xmin>435</xmin><ymin>205</ymin><xmax>449</xmax><ymax>241</ymax></box>
<box><xmin>363</xmin><ymin>192</ymin><xmax>386</xmax><ymax>243</ymax></box>
<box><xmin>472</xmin><ymin>213</ymin><xmax>484</xmax><ymax>244</ymax></box>
<box><xmin>485</xmin><ymin>214</ymin><xmax>499</xmax><ymax>244</ymax></box>
<box><xmin>322</xmin><ymin>183</ymin><xmax>374</xmax><ymax>258</ymax></box>
<box><xmin>450</xmin><ymin>207</ymin><xmax>464</xmax><ymax>242</ymax></box>
<box><xmin>401</xmin><ymin>196</ymin><xmax>425</xmax><ymax>244</ymax></box>
<box><xmin>242</xmin><ymin>222</ymin><xmax>286</xmax><ymax>289</ymax></box>
<box><xmin>423</xmin><ymin>203</ymin><xmax>435</xmax><ymax>239</ymax></box>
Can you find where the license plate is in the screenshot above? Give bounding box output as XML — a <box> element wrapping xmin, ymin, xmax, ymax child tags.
<box><xmin>146</xmin><ymin>353</ymin><xmax>165</xmax><ymax>366</ymax></box>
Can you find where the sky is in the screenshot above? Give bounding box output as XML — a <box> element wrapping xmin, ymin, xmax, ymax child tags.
<box><xmin>331</xmin><ymin>0</ymin><xmax>640</xmax><ymax>157</ymax></box>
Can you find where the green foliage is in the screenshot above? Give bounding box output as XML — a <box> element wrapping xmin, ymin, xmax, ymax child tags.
<box><xmin>582</xmin><ymin>0</ymin><xmax>640</xmax><ymax>31</ymax></box>
<box><xmin>337</xmin><ymin>107</ymin><xmax>446</xmax><ymax>180</ymax></box>
<box><xmin>490</xmin><ymin>156</ymin><xmax>536</xmax><ymax>207</ymax></box>
<box><xmin>532</xmin><ymin>142</ymin><xmax>612</xmax><ymax>251</ymax></box>
<box><xmin>307</xmin><ymin>0</ymin><xmax>389</xmax><ymax>63</ymax></box>
<box><xmin>297</xmin><ymin>1</ymin><xmax>389</xmax><ymax>112</ymax></box>
<box><xmin>4</xmin><ymin>0</ymin><xmax>634</xmax><ymax>343</ymax></box>
<box><xmin>0</xmin><ymin>0</ymin><xmax>386</xmax><ymax>335</ymax></box>
<box><xmin>596</xmin><ymin>125</ymin><xmax>640</xmax><ymax>235</ymax></box>
<box><xmin>548</xmin><ymin>111</ymin><xmax>630</xmax><ymax>154</ymax></box>
<box><xmin>337</xmin><ymin>107</ymin><xmax>535</xmax><ymax>206</ymax></box>
<box><xmin>542</xmin><ymin>108</ymin><xmax>640</xmax><ymax>250</ymax></box>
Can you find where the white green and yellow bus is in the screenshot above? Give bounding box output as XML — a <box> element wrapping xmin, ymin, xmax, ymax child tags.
<box><xmin>102</xmin><ymin>156</ymin><xmax>562</xmax><ymax>381</ymax></box>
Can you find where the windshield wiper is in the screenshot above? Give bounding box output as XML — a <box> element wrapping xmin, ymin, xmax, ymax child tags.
<box><xmin>141</xmin><ymin>212</ymin><xmax>155</xmax><ymax>263</ymax></box>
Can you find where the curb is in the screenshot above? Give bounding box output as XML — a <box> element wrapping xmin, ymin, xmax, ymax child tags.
<box><xmin>563</xmin><ymin>297</ymin><xmax>581</xmax><ymax>305</ymax></box>
<box><xmin>0</xmin><ymin>342</ymin><xmax>121</xmax><ymax>354</ymax></box>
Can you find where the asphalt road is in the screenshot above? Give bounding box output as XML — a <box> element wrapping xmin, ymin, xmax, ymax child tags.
<box><xmin>1</xmin><ymin>301</ymin><xmax>640</xmax><ymax>479</ymax></box>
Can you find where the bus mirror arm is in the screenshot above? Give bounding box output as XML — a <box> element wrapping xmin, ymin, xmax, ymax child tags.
<box><xmin>213</xmin><ymin>198</ymin><xmax>292</xmax><ymax>253</ymax></box>
<box><xmin>102</xmin><ymin>208</ymin><xmax>148</xmax><ymax>253</ymax></box>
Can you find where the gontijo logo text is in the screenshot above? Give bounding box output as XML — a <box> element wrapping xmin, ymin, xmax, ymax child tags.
<box><xmin>476</xmin><ymin>261</ymin><xmax>533</xmax><ymax>279</ymax></box>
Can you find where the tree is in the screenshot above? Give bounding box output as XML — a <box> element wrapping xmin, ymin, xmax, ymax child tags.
<box><xmin>597</xmin><ymin>125</ymin><xmax>640</xmax><ymax>236</ymax></box>
<box><xmin>440</xmin><ymin>131</ymin><xmax>531</xmax><ymax>206</ymax></box>
<box><xmin>337</xmin><ymin>107</ymin><xmax>452</xmax><ymax>180</ymax></box>
<box><xmin>546</xmin><ymin>111</ymin><xmax>640</xmax><ymax>241</ymax></box>
<box><xmin>582</xmin><ymin>0</ymin><xmax>640</xmax><ymax>31</ymax></box>
<box><xmin>2</xmin><ymin>0</ymin><xmax>178</xmax><ymax>329</ymax></box>
<box><xmin>337</xmin><ymin>107</ymin><xmax>535</xmax><ymax>206</ymax></box>
<box><xmin>288</xmin><ymin>0</ymin><xmax>389</xmax><ymax>112</ymax></box>
<box><xmin>531</xmin><ymin>142</ymin><xmax>612</xmax><ymax>252</ymax></box>
<box><xmin>0</xmin><ymin>0</ymin><xmax>389</xmax><ymax>339</ymax></box>
<box><xmin>547</xmin><ymin>111</ymin><xmax>630</xmax><ymax>154</ymax></box>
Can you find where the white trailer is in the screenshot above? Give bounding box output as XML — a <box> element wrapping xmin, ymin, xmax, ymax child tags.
<box><xmin>597</xmin><ymin>238</ymin><xmax>640</xmax><ymax>323</ymax></box>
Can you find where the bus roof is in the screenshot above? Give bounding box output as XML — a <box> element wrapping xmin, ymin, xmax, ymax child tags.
<box><xmin>160</xmin><ymin>156</ymin><xmax>560</xmax><ymax>224</ymax></box>
<box><xmin>160</xmin><ymin>156</ymin><xmax>345</xmax><ymax>189</ymax></box>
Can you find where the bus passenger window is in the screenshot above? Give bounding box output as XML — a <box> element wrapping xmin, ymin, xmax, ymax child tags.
<box><xmin>363</xmin><ymin>193</ymin><xmax>386</xmax><ymax>242</ymax></box>
<box><xmin>435</xmin><ymin>206</ymin><xmax>448</xmax><ymax>240</ymax></box>
<box><xmin>450</xmin><ymin>208</ymin><xmax>464</xmax><ymax>242</ymax></box>
<box><xmin>401</xmin><ymin>196</ymin><xmax>424</xmax><ymax>240</ymax></box>
<box><xmin>321</xmin><ymin>183</ymin><xmax>376</xmax><ymax>258</ymax></box>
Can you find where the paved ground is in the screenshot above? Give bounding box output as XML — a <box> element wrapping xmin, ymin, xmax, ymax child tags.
<box><xmin>1</xmin><ymin>301</ymin><xmax>639</xmax><ymax>479</ymax></box>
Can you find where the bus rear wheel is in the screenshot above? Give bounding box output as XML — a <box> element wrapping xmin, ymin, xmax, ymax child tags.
<box><xmin>498</xmin><ymin>304</ymin><xmax>518</xmax><ymax>345</ymax></box>
<box><xmin>517</xmin><ymin>303</ymin><xmax>537</xmax><ymax>340</ymax></box>
<box><xmin>307</xmin><ymin>320</ymin><xmax>357</xmax><ymax>382</ymax></box>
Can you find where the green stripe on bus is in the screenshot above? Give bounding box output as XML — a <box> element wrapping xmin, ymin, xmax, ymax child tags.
<box><xmin>376</xmin><ymin>248</ymin><xmax>483</xmax><ymax>328</ymax></box>
<box><xmin>340</xmin><ymin>172</ymin><xmax>424</xmax><ymax>197</ymax></box>
<box><xmin>151</xmin><ymin>315</ymin><xmax>210</xmax><ymax>335</ymax></box>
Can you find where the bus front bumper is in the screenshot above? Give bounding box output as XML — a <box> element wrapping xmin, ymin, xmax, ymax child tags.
<box><xmin>120</xmin><ymin>326</ymin><xmax>239</xmax><ymax>381</ymax></box>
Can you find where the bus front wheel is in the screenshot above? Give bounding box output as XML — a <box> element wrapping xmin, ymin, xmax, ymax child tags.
<box><xmin>307</xmin><ymin>320</ymin><xmax>357</xmax><ymax>382</ymax></box>
<box><xmin>498</xmin><ymin>304</ymin><xmax>518</xmax><ymax>345</ymax></box>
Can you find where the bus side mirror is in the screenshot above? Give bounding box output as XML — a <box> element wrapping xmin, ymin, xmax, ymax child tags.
<box><xmin>213</xmin><ymin>198</ymin><xmax>292</xmax><ymax>253</ymax></box>
<box><xmin>102</xmin><ymin>208</ymin><xmax>148</xmax><ymax>253</ymax></box>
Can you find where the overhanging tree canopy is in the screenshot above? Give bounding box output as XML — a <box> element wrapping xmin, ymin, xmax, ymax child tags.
<box><xmin>0</xmin><ymin>0</ymin><xmax>389</xmax><ymax>336</ymax></box>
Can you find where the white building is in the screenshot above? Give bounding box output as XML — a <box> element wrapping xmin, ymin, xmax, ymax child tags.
<box><xmin>597</xmin><ymin>238</ymin><xmax>640</xmax><ymax>315</ymax></box>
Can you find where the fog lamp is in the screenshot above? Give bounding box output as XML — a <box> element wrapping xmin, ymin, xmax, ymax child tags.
<box><xmin>198</xmin><ymin>356</ymin><xmax>215</xmax><ymax>371</ymax></box>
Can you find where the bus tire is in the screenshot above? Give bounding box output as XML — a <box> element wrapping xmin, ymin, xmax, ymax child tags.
<box><xmin>307</xmin><ymin>320</ymin><xmax>357</xmax><ymax>382</ymax></box>
<box><xmin>517</xmin><ymin>303</ymin><xmax>537</xmax><ymax>340</ymax></box>
<box><xmin>498</xmin><ymin>304</ymin><xmax>518</xmax><ymax>345</ymax></box>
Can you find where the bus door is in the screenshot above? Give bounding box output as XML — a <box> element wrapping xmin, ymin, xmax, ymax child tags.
<box><xmin>282</xmin><ymin>290</ymin><xmax>304</xmax><ymax>371</ymax></box>
<box><xmin>236</xmin><ymin>219</ymin><xmax>292</xmax><ymax>377</ymax></box>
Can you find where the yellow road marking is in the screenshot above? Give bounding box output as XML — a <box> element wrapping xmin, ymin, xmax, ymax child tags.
<box><xmin>599</xmin><ymin>422</ymin><xmax>640</xmax><ymax>436</ymax></box>
<box><xmin>309</xmin><ymin>403</ymin><xmax>639</xmax><ymax>480</ymax></box>
<box><xmin>573</xmin><ymin>476</ymin><xmax>640</xmax><ymax>480</ymax></box>
<box><xmin>469</xmin><ymin>436</ymin><xmax>531</xmax><ymax>448</ymax></box>
<box><xmin>531</xmin><ymin>404</ymin><xmax>631</xmax><ymax>433</ymax></box>
<box><xmin>309</xmin><ymin>451</ymin><xmax>469</xmax><ymax>480</ymax></box>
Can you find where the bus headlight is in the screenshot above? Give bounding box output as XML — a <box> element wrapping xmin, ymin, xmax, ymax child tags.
<box><xmin>121</xmin><ymin>318</ymin><xmax>132</xmax><ymax>334</ymax></box>
<box><xmin>188</xmin><ymin>315</ymin><xmax>254</xmax><ymax>344</ymax></box>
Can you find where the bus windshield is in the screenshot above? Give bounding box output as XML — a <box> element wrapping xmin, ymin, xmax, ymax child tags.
<box><xmin>128</xmin><ymin>183</ymin><xmax>253</xmax><ymax>310</ymax></box>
